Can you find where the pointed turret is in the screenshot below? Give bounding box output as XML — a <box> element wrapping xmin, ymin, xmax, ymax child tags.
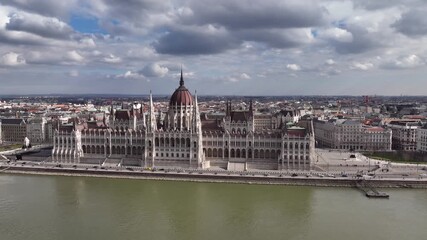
<box><xmin>193</xmin><ymin>90</ymin><xmax>202</xmax><ymax>133</ymax></box>
<box><xmin>149</xmin><ymin>91</ymin><xmax>157</xmax><ymax>131</ymax></box>
<box><xmin>180</xmin><ymin>67</ymin><xmax>184</xmax><ymax>86</ymax></box>
<box><xmin>249</xmin><ymin>99</ymin><xmax>254</xmax><ymax>116</ymax></box>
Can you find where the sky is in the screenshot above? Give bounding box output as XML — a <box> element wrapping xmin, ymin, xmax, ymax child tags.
<box><xmin>0</xmin><ymin>0</ymin><xmax>427</xmax><ymax>96</ymax></box>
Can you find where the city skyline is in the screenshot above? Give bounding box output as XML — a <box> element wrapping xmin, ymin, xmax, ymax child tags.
<box><xmin>1</xmin><ymin>0</ymin><xmax>427</xmax><ymax>96</ymax></box>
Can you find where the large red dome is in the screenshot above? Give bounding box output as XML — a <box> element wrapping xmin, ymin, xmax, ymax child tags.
<box><xmin>169</xmin><ymin>70</ymin><xmax>193</xmax><ymax>106</ymax></box>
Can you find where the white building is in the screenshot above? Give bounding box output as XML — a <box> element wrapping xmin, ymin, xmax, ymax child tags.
<box><xmin>314</xmin><ymin>119</ymin><xmax>392</xmax><ymax>151</ymax></box>
<box><xmin>416</xmin><ymin>125</ymin><xmax>427</xmax><ymax>153</ymax></box>
<box><xmin>388</xmin><ymin>120</ymin><xmax>421</xmax><ymax>151</ymax></box>
<box><xmin>26</xmin><ymin>116</ymin><xmax>47</xmax><ymax>144</ymax></box>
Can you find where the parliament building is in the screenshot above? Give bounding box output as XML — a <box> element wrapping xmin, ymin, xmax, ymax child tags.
<box><xmin>52</xmin><ymin>71</ymin><xmax>314</xmax><ymax>171</ymax></box>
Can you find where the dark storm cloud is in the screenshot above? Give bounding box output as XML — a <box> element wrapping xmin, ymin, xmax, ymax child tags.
<box><xmin>182</xmin><ymin>0</ymin><xmax>326</xmax><ymax>30</ymax></box>
<box><xmin>331</xmin><ymin>26</ymin><xmax>383</xmax><ymax>54</ymax></box>
<box><xmin>153</xmin><ymin>27</ymin><xmax>240</xmax><ymax>55</ymax></box>
<box><xmin>392</xmin><ymin>9</ymin><xmax>427</xmax><ymax>37</ymax></box>
<box><xmin>6</xmin><ymin>14</ymin><xmax>74</xmax><ymax>40</ymax></box>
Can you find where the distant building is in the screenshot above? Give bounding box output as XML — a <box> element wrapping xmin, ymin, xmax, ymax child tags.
<box><xmin>416</xmin><ymin>125</ymin><xmax>427</xmax><ymax>153</ymax></box>
<box><xmin>388</xmin><ymin>120</ymin><xmax>422</xmax><ymax>151</ymax></box>
<box><xmin>1</xmin><ymin>118</ymin><xmax>27</xmax><ymax>143</ymax></box>
<box><xmin>314</xmin><ymin>119</ymin><xmax>392</xmax><ymax>151</ymax></box>
<box><xmin>26</xmin><ymin>116</ymin><xmax>47</xmax><ymax>144</ymax></box>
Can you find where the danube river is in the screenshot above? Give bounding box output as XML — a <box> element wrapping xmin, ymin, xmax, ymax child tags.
<box><xmin>1</xmin><ymin>174</ymin><xmax>426</xmax><ymax>240</ymax></box>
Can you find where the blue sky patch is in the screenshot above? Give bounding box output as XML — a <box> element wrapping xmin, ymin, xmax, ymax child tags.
<box><xmin>70</xmin><ymin>15</ymin><xmax>107</xmax><ymax>34</ymax></box>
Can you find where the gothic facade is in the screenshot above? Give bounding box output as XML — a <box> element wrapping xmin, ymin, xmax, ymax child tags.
<box><xmin>52</xmin><ymin>72</ymin><xmax>314</xmax><ymax>170</ymax></box>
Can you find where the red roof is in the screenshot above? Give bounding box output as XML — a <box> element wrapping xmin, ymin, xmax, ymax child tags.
<box><xmin>169</xmin><ymin>86</ymin><xmax>193</xmax><ymax>106</ymax></box>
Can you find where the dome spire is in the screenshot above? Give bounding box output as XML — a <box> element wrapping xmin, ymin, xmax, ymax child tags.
<box><xmin>180</xmin><ymin>66</ymin><xmax>184</xmax><ymax>86</ymax></box>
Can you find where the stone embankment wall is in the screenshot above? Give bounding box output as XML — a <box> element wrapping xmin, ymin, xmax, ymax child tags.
<box><xmin>2</xmin><ymin>166</ymin><xmax>427</xmax><ymax>189</ymax></box>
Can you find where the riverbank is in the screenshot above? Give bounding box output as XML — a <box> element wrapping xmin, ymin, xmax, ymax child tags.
<box><xmin>2</xmin><ymin>165</ymin><xmax>427</xmax><ymax>189</ymax></box>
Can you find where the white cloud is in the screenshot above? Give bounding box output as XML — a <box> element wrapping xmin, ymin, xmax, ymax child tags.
<box><xmin>0</xmin><ymin>52</ymin><xmax>26</xmax><ymax>66</ymax></box>
<box><xmin>325</xmin><ymin>59</ymin><xmax>335</xmax><ymax>65</ymax></box>
<box><xmin>240</xmin><ymin>73</ymin><xmax>251</xmax><ymax>79</ymax></box>
<box><xmin>320</xmin><ymin>27</ymin><xmax>353</xmax><ymax>42</ymax></box>
<box><xmin>78</xmin><ymin>38</ymin><xmax>96</xmax><ymax>48</ymax></box>
<box><xmin>140</xmin><ymin>63</ymin><xmax>169</xmax><ymax>77</ymax></box>
<box><xmin>351</xmin><ymin>62</ymin><xmax>374</xmax><ymax>70</ymax></box>
<box><xmin>381</xmin><ymin>54</ymin><xmax>425</xmax><ymax>69</ymax></box>
<box><xmin>112</xmin><ymin>70</ymin><xmax>145</xmax><ymax>80</ymax></box>
<box><xmin>286</xmin><ymin>64</ymin><xmax>301</xmax><ymax>71</ymax></box>
<box><xmin>65</xmin><ymin>50</ymin><xmax>84</xmax><ymax>63</ymax></box>
<box><xmin>103</xmin><ymin>54</ymin><xmax>121</xmax><ymax>63</ymax></box>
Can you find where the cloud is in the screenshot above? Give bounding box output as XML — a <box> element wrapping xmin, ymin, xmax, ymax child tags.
<box><xmin>319</xmin><ymin>27</ymin><xmax>353</xmax><ymax>43</ymax></box>
<box><xmin>325</xmin><ymin>59</ymin><xmax>335</xmax><ymax>65</ymax></box>
<box><xmin>238</xmin><ymin>28</ymin><xmax>313</xmax><ymax>48</ymax></box>
<box><xmin>64</xmin><ymin>50</ymin><xmax>84</xmax><ymax>63</ymax></box>
<box><xmin>181</xmin><ymin>0</ymin><xmax>326</xmax><ymax>30</ymax></box>
<box><xmin>381</xmin><ymin>54</ymin><xmax>424</xmax><ymax>69</ymax></box>
<box><xmin>0</xmin><ymin>52</ymin><xmax>25</xmax><ymax>66</ymax></box>
<box><xmin>392</xmin><ymin>9</ymin><xmax>427</xmax><ymax>36</ymax></box>
<box><xmin>240</xmin><ymin>73</ymin><xmax>251</xmax><ymax>80</ymax></box>
<box><xmin>1</xmin><ymin>0</ymin><xmax>78</xmax><ymax>18</ymax></box>
<box><xmin>225</xmin><ymin>73</ymin><xmax>252</xmax><ymax>82</ymax></box>
<box><xmin>287</xmin><ymin>64</ymin><xmax>301</xmax><ymax>71</ymax></box>
<box><xmin>6</xmin><ymin>12</ymin><xmax>74</xmax><ymax>40</ymax></box>
<box><xmin>111</xmin><ymin>70</ymin><xmax>145</xmax><ymax>80</ymax></box>
<box><xmin>351</xmin><ymin>62</ymin><xmax>374</xmax><ymax>70</ymax></box>
<box><xmin>140</xmin><ymin>63</ymin><xmax>169</xmax><ymax>77</ymax></box>
<box><xmin>153</xmin><ymin>25</ymin><xmax>240</xmax><ymax>55</ymax></box>
<box><xmin>102</xmin><ymin>54</ymin><xmax>121</xmax><ymax>63</ymax></box>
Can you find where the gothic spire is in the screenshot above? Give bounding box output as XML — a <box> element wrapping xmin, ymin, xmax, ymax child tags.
<box><xmin>179</xmin><ymin>67</ymin><xmax>184</xmax><ymax>86</ymax></box>
<box><xmin>149</xmin><ymin>90</ymin><xmax>157</xmax><ymax>131</ymax></box>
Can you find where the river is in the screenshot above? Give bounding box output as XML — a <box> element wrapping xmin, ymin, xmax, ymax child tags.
<box><xmin>1</xmin><ymin>174</ymin><xmax>426</xmax><ymax>240</ymax></box>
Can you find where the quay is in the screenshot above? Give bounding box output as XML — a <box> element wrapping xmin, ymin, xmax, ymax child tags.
<box><xmin>356</xmin><ymin>180</ymin><xmax>390</xmax><ymax>198</ymax></box>
<box><xmin>1</xmin><ymin>162</ymin><xmax>427</xmax><ymax>190</ymax></box>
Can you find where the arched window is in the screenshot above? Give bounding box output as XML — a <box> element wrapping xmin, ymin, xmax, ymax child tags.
<box><xmin>231</xmin><ymin>149</ymin><xmax>235</xmax><ymax>158</ymax></box>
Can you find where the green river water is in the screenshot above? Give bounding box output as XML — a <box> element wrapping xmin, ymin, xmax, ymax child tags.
<box><xmin>0</xmin><ymin>174</ymin><xmax>426</xmax><ymax>240</ymax></box>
